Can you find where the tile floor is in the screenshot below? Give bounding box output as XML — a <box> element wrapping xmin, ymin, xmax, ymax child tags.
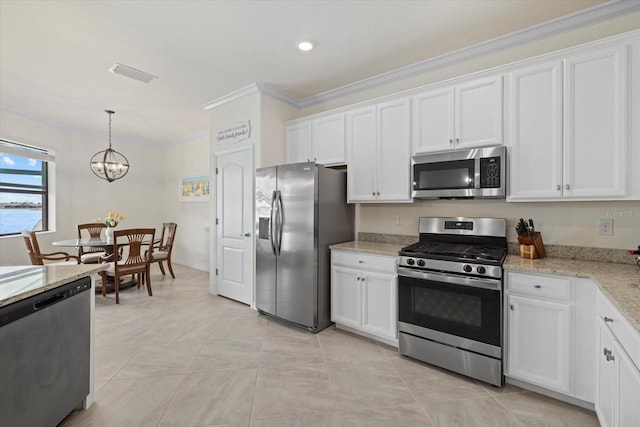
<box><xmin>62</xmin><ymin>264</ymin><xmax>600</xmax><ymax>427</ymax></box>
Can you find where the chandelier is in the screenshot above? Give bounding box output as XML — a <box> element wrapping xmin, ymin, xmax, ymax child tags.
<box><xmin>90</xmin><ymin>110</ymin><xmax>129</xmax><ymax>182</ymax></box>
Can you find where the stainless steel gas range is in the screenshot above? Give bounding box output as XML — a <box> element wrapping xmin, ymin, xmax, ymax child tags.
<box><xmin>397</xmin><ymin>217</ymin><xmax>507</xmax><ymax>387</ymax></box>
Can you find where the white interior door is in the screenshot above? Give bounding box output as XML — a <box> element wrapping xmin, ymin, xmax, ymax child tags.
<box><xmin>215</xmin><ymin>146</ymin><xmax>253</xmax><ymax>305</ymax></box>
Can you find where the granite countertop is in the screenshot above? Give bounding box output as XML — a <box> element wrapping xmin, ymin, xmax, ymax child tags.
<box><xmin>504</xmin><ymin>255</ymin><xmax>640</xmax><ymax>335</ymax></box>
<box><xmin>329</xmin><ymin>240</ymin><xmax>640</xmax><ymax>335</ymax></box>
<box><xmin>0</xmin><ymin>264</ymin><xmax>106</xmax><ymax>307</ymax></box>
<box><xmin>329</xmin><ymin>241</ymin><xmax>404</xmax><ymax>257</ymax></box>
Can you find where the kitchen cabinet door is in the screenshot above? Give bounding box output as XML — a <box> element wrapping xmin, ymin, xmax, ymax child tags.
<box><xmin>285</xmin><ymin>122</ymin><xmax>312</xmax><ymax>164</ymax></box>
<box><xmin>618</xmin><ymin>341</ymin><xmax>640</xmax><ymax>427</ymax></box>
<box><xmin>331</xmin><ymin>266</ymin><xmax>362</xmax><ymax>329</ymax></box>
<box><xmin>412</xmin><ymin>87</ymin><xmax>454</xmax><ymax>154</ymax></box>
<box><xmin>312</xmin><ymin>113</ymin><xmax>346</xmax><ymax>165</ymax></box>
<box><xmin>507</xmin><ymin>294</ymin><xmax>571</xmax><ymax>393</ymax></box>
<box><xmin>596</xmin><ymin>320</ymin><xmax>616</xmax><ymax>427</ymax></box>
<box><xmin>346</xmin><ymin>106</ymin><xmax>377</xmax><ymax>202</ymax></box>
<box><xmin>377</xmin><ymin>98</ymin><xmax>411</xmax><ymax>202</ymax></box>
<box><xmin>455</xmin><ymin>75</ymin><xmax>503</xmax><ymax>150</ymax></box>
<box><xmin>507</xmin><ymin>61</ymin><xmax>564</xmax><ymax>200</ymax></box>
<box><xmin>563</xmin><ymin>45</ymin><xmax>627</xmax><ymax>199</ymax></box>
<box><xmin>362</xmin><ymin>271</ymin><xmax>397</xmax><ymax>340</ymax></box>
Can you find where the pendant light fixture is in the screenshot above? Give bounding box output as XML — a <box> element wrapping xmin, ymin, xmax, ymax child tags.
<box><xmin>90</xmin><ymin>110</ymin><xmax>129</xmax><ymax>182</ymax></box>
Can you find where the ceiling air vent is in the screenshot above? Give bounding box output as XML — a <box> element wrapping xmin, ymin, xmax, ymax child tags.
<box><xmin>109</xmin><ymin>63</ymin><xmax>157</xmax><ymax>83</ymax></box>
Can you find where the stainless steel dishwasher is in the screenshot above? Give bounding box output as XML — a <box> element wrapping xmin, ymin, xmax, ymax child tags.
<box><xmin>0</xmin><ymin>276</ymin><xmax>91</xmax><ymax>427</ymax></box>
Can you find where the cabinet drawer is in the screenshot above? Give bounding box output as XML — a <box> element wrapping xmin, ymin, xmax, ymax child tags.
<box><xmin>332</xmin><ymin>251</ymin><xmax>397</xmax><ymax>273</ymax></box>
<box><xmin>597</xmin><ymin>290</ymin><xmax>640</xmax><ymax>368</ymax></box>
<box><xmin>507</xmin><ymin>272</ymin><xmax>571</xmax><ymax>301</ymax></box>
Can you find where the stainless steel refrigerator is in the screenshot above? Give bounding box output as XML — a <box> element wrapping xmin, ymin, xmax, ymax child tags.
<box><xmin>255</xmin><ymin>162</ymin><xmax>354</xmax><ymax>332</ymax></box>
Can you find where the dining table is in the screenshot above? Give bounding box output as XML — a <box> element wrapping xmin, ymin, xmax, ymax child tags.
<box><xmin>52</xmin><ymin>236</ymin><xmax>157</xmax><ymax>293</ymax></box>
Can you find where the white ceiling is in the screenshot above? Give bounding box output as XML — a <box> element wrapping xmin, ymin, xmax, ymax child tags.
<box><xmin>0</xmin><ymin>0</ymin><xmax>624</xmax><ymax>147</ymax></box>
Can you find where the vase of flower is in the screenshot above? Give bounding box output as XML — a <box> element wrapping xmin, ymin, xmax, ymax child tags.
<box><xmin>96</xmin><ymin>211</ymin><xmax>126</xmax><ymax>242</ymax></box>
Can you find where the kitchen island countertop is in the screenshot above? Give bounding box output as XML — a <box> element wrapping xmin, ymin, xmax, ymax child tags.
<box><xmin>0</xmin><ymin>264</ymin><xmax>106</xmax><ymax>307</ymax></box>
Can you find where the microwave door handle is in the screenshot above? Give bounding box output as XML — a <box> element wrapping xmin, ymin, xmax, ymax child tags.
<box><xmin>474</xmin><ymin>157</ymin><xmax>481</xmax><ymax>189</ymax></box>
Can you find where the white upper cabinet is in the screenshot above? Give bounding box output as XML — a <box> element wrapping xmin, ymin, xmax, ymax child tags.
<box><xmin>285</xmin><ymin>122</ymin><xmax>311</xmax><ymax>164</ymax></box>
<box><xmin>285</xmin><ymin>112</ymin><xmax>346</xmax><ymax>166</ymax></box>
<box><xmin>563</xmin><ymin>45</ymin><xmax>627</xmax><ymax>199</ymax></box>
<box><xmin>347</xmin><ymin>98</ymin><xmax>411</xmax><ymax>203</ymax></box>
<box><xmin>412</xmin><ymin>75</ymin><xmax>503</xmax><ymax>154</ymax></box>
<box><xmin>508</xmin><ymin>44</ymin><xmax>629</xmax><ymax>201</ymax></box>
<box><xmin>507</xmin><ymin>61</ymin><xmax>564</xmax><ymax>200</ymax></box>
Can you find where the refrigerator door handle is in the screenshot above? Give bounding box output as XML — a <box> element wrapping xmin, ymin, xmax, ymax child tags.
<box><xmin>270</xmin><ymin>190</ymin><xmax>277</xmax><ymax>255</ymax></box>
<box><xmin>275</xmin><ymin>190</ymin><xmax>283</xmax><ymax>256</ymax></box>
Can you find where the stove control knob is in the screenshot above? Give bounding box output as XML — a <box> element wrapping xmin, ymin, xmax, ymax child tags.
<box><xmin>477</xmin><ymin>266</ymin><xmax>486</xmax><ymax>275</ymax></box>
<box><xmin>406</xmin><ymin>258</ymin><xmax>415</xmax><ymax>266</ymax></box>
<box><xmin>463</xmin><ymin>264</ymin><xmax>472</xmax><ymax>273</ymax></box>
<box><xmin>417</xmin><ymin>259</ymin><xmax>426</xmax><ymax>267</ymax></box>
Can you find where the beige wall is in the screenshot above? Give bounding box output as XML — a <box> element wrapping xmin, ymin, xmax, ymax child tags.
<box><xmin>0</xmin><ymin>109</ymin><xmax>165</xmax><ymax>266</ymax></box>
<box><xmin>260</xmin><ymin>94</ymin><xmax>299</xmax><ymax>167</ymax></box>
<box><xmin>162</xmin><ymin>135</ymin><xmax>210</xmax><ymax>271</ymax></box>
<box><xmin>359</xmin><ymin>200</ymin><xmax>640</xmax><ymax>249</ymax></box>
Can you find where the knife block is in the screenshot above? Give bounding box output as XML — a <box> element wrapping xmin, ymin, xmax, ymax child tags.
<box><xmin>518</xmin><ymin>232</ymin><xmax>545</xmax><ymax>259</ymax></box>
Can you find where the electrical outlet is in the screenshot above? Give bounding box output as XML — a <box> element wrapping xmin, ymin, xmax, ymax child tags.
<box><xmin>598</xmin><ymin>218</ymin><xmax>613</xmax><ymax>236</ymax></box>
<box><xmin>395</xmin><ymin>214</ymin><xmax>403</xmax><ymax>226</ymax></box>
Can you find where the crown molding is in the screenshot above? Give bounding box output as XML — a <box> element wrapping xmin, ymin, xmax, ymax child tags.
<box><xmin>298</xmin><ymin>0</ymin><xmax>640</xmax><ymax>107</ymax></box>
<box><xmin>203</xmin><ymin>82</ymin><xmax>299</xmax><ymax>110</ymax></box>
<box><xmin>205</xmin><ymin>1</ymin><xmax>640</xmax><ymax>111</ymax></box>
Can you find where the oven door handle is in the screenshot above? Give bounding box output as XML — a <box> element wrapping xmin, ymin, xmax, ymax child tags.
<box><xmin>398</xmin><ymin>267</ymin><xmax>501</xmax><ymax>291</ymax></box>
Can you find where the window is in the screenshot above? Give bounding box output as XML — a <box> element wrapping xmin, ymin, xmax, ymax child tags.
<box><xmin>0</xmin><ymin>139</ymin><xmax>54</xmax><ymax>236</ymax></box>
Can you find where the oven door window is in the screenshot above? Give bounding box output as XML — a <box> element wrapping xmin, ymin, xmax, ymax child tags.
<box><xmin>398</xmin><ymin>275</ymin><xmax>501</xmax><ymax>347</ymax></box>
<box><xmin>413</xmin><ymin>159</ymin><xmax>474</xmax><ymax>190</ymax></box>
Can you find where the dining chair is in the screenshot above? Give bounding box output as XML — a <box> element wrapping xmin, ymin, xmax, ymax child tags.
<box><xmin>148</xmin><ymin>222</ymin><xmax>177</xmax><ymax>278</ymax></box>
<box><xmin>77</xmin><ymin>223</ymin><xmax>107</xmax><ymax>264</ymax></box>
<box><xmin>21</xmin><ymin>230</ymin><xmax>80</xmax><ymax>265</ymax></box>
<box><xmin>98</xmin><ymin>228</ymin><xmax>155</xmax><ymax>304</ymax></box>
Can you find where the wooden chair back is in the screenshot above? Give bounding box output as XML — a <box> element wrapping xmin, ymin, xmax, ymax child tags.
<box><xmin>158</xmin><ymin>223</ymin><xmax>177</xmax><ymax>254</ymax></box>
<box><xmin>111</xmin><ymin>228</ymin><xmax>155</xmax><ymax>276</ymax></box>
<box><xmin>21</xmin><ymin>229</ymin><xmax>79</xmax><ymax>265</ymax></box>
<box><xmin>21</xmin><ymin>230</ymin><xmax>41</xmax><ymax>265</ymax></box>
<box><xmin>77</xmin><ymin>223</ymin><xmax>107</xmax><ymax>256</ymax></box>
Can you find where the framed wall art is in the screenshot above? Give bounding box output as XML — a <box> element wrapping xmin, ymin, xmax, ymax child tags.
<box><xmin>180</xmin><ymin>174</ymin><xmax>210</xmax><ymax>202</ymax></box>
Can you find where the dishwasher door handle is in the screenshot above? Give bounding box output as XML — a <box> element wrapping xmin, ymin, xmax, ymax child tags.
<box><xmin>33</xmin><ymin>293</ymin><xmax>65</xmax><ymax>310</ymax></box>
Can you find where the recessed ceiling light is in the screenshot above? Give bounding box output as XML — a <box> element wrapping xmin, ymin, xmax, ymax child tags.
<box><xmin>297</xmin><ymin>40</ymin><xmax>315</xmax><ymax>52</ymax></box>
<box><xmin>109</xmin><ymin>63</ymin><xmax>157</xmax><ymax>83</ymax></box>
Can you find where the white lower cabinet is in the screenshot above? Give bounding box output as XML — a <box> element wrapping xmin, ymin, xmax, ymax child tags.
<box><xmin>505</xmin><ymin>272</ymin><xmax>596</xmax><ymax>403</ymax></box>
<box><xmin>331</xmin><ymin>251</ymin><xmax>398</xmax><ymax>345</ymax></box>
<box><xmin>595</xmin><ymin>290</ymin><xmax>640</xmax><ymax>427</ymax></box>
<box><xmin>507</xmin><ymin>294</ymin><xmax>571</xmax><ymax>393</ymax></box>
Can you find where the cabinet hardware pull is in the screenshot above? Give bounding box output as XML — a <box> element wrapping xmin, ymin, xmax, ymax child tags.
<box><xmin>510</xmin><ymin>304</ymin><xmax>514</xmax><ymax>310</ymax></box>
<box><xmin>565</xmin><ymin>184</ymin><xmax>571</xmax><ymax>190</ymax></box>
<box><xmin>534</xmin><ymin>285</ymin><xmax>542</xmax><ymax>289</ymax></box>
<box><xmin>358</xmin><ymin>260</ymin><xmax>364</xmax><ymax>263</ymax></box>
<box><xmin>449</xmin><ymin>139</ymin><xmax>453</xmax><ymax>145</ymax></box>
<box><xmin>456</xmin><ymin>138</ymin><xmax>459</xmax><ymax>144</ymax></box>
<box><xmin>604</xmin><ymin>316</ymin><xmax>613</xmax><ymax>323</ymax></box>
<box><xmin>556</xmin><ymin>185</ymin><xmax>561</xmax><ymax>191</ymax></box>
<box><xmin>604</xmin><ymin>348</ymin><xmax>615</xmax><ymax>361</ymax></box>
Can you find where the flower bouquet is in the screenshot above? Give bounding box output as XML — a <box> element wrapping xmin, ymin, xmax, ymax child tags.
<box><xmin>96</xmin><ymin>212</ymin><xmax>126</xmax><ymax>241</ymax></box>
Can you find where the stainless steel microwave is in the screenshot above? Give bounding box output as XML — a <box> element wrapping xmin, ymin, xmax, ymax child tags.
<box><xmin>412</xmin><ymin>146</ymin><xmax>506</xmax><ymax>199</ymax></box>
